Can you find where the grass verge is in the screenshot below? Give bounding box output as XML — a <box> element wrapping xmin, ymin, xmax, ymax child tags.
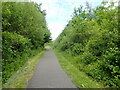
<box><xmin>54</xmin><ymin>50</ymin><xmax>104</xmax><ymax>88</ymax></box>
<box><xmin>2</xmin><ymin>51</ymin><xmax>45</xmax><ymax>88</ymax></box>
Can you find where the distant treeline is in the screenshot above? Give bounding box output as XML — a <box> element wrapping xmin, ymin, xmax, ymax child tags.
<box><xmin>2</xmin><ymin>2</ymin><xmax>51</xmax><ymax>84</ymax></box>
<box><xmin>53</xmin><ymin>2</ymin><xmax>120</xmax><ymax>88</ymax></box>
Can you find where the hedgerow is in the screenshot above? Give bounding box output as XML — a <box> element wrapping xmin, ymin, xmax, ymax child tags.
<box><xmin>2</xmin><ymin>2</ymin><xmax>51</xmax><ymax>84</ymax></box>
<box><xmin>53</xmin><ymin>1</ymin><xmax>120</xmax><ymax>88</ymax></box>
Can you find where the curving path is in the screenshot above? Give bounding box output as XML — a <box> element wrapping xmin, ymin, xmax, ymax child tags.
<box><xmin>27</xmin><ymin>46</ymin><xmax>77</xmax><ymax>88</ymax></box>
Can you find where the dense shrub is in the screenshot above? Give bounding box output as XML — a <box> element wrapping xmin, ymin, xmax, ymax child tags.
<box><xmin>2</xmin><ymin>2</ymin><xmax>51</xmax><ymax>84</ymax></box>
<box><xmin>53</xmin><ymin>1</ymin><xmax>120</xmax><ymax>88</ymax></box>
<box><xmin>2</xmin><ymin>31</ymin><xmax>31</xmax><ymax>83</ymax></box>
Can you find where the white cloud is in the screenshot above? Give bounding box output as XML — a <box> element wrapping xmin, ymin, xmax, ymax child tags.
<box><xmin>31</xmin><ymin>0</ymin><xmax>58</xmax><ymax>3</ymax></box>
<box><xmin>31</xmin><ymin>0</ymin><xmax>104</xmax><ymax>40</ymax></box>
<box><xmin>104</xmin><ymin>2</ymin><xmax>111</xmax><ymax>7</ymax></box>
<box><xmin>65</xmin><ymin>0</ymin><xmax>103</xmax><ymax>3</ymax></box>
<box><xmin>114</xmin><ymin>2</ymin><xmax>118</xmax><ymax>6</ymax></box>
<box><xmin>48</xmin><ymin>22</ymin><xmax>65</xmax><ymax>40</ymax></box>
<box><xmin>103</xmin><ymin>1</ymin><xmax>119</xmax><ymax>8</ymax></box>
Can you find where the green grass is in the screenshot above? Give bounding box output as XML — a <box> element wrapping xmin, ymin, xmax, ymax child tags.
<box><xmin>44</xmin><ymin>42</ymin><xmax>52</xmax><ymax>47</ymax></box>
<box><xmin>54</xmin><ymin>50</ymin><xmax>104</xmax><ymax>88</ymax></box>
<box><xmin>2</xmin><ymin>51</ymin><xmax>45</xmax><ymax>88</ymax></box>
<box><xmin>0</xmin><ymin>75</ymin><xmax>1</xmax><ymax>89</ymax></box>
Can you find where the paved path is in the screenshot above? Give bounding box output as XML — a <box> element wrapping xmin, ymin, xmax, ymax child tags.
<box><xmin>27</xmin><ymin>46</ymin><xmax>77</xmax><ymax>88</ymax></box>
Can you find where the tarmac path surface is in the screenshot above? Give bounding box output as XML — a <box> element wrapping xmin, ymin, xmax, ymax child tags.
<box><xmin>27</xmin><ymin>46</ymin><xmax>77</xmax><ymax>88</ymax></box>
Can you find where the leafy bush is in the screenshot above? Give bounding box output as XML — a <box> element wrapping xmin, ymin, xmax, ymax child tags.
<box><xmin>2</xmin><ymin>31</ymin><xmax>31</xmax><ymax>83</ymax></box>
<box><xmin>2</xmin><ymin>2</ymin><xmax>51</xmax><ymax>84</ymax></box>
<box><xmin>53</xmin><ymin>1</ymin><xmax>120</xmax><ymax>88</ymax></box>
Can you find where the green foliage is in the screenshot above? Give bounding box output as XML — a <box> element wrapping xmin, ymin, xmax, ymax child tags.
<box><xmin>2</xmin><ymin>31</ymin><xmax>31</xmax><ymax>59</ymax></box>
<box><xmin>53</xmin><ymin>2</ymin><xmax>120</xmax><ymax>88</ymax></box>
<box><xmin>2</xmin><ymin>2</ymin><xmax>51</xmax><ymax>49</ymax></box>
<box><xmin>2</xmin><ymin>2</ymin><xmax>51</xmax><ymax>84</ymax></box>
<box><xmin>2</xmin><ymin>31</ymin><xmax>31</xmax><ymax>83</ymax></box>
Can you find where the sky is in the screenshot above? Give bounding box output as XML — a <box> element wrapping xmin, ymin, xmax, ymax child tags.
<box><xmin>30</xmin><ymin>0</ymin><xmax>118</xmax><ymax>40</ymax></box>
